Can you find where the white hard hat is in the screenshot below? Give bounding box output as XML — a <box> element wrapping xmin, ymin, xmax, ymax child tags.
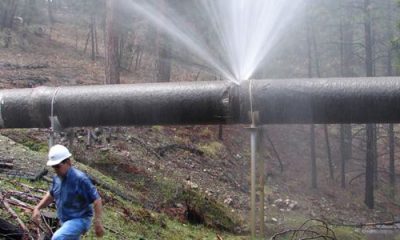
<box><xmin>47</xmin><ymin>144</ymin><xmax>72</xmax><ymax>166</ymax></box>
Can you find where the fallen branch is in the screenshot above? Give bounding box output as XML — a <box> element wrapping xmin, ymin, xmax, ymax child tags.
<box><xmin>8</xmin><ymin>76</ymin><xmax>50</xmax><ymax>84</ymax></box>
<box><xmin>7</xmin><ymin>197</ymin><xmax>34</xmax><ymax>210</ymax></box>
<box><xmin>0</xmin><ymin>192</ymin><xmax>31</xmax><ymax>238</ymax></box>
<box><xmin>270</xmin><ymin>219</ymin><xmax>337</xmax><ymax>240</ymax></box>
<box><xmin>0</xmin><ymin>62</ymin><xmax>49</xmax><ymax>70</ymax></box>
<box><xmin>17</xmin><ymin>182</ymin><xmax>46</xmax><ymax>194</ymax></box>
<box><xmin>7</xmin><ymin>190</ymin><xmax>43</xmax><ymax>204</ymax></box>
<box><xmin>263</xmin><ymin>130</ymin><xmax>284</xmax><ymax>173</ymax></box>
<box><xmin>104</xmin><ymin>226</ymin><xmax>129</xmax><ymax>240</ymax></box>
<box><xmin>129</xmin><ymin>136</ymin><xmax>161</xmax><ymax>160</ymax></box>
<box><xmin>0</xmin><ymin>162</ymin><xmax>14</xmax><ymax>169</ymax></box>
<box><xmin>1</xmin><ymin>171</ymin><xmax>48</xmax><ymax>182</ymax></box>
<box><xmin>40</xmin><ymin>212</ymin><xmax>55</xmax><ymax>235</ymax></box>
<box><xmin>88</xmin><ymin>174</ymin><xmax>138</xmax><ymax>203</ymax></box>
<box><xmin>271</xmin><ymin>229</ymin><xmax>336</xmax><ymax>240</ymax></box>
<box><xmin>31</xmin><ymin>168</ymin><xmax>48</xmax><ymax>182</ymax></box>
<box><xmin>0</xmin><ymin>218</ymin><xmax>24</xmax><ymax>240</ymax></box>
<box><xmin>331</xmin><ymin>220</ymin><xmax>400</xmax><ymax>228</ymax></box>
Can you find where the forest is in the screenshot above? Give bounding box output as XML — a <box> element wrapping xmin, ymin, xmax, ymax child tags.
<box><xmin>0</xmin><ymin>0</ymin><xmax>400</xmax><ymax>239</ymax></box>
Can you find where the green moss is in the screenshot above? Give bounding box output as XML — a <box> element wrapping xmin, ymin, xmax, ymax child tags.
<box><xmin>151</xmin><ymin>125</ymin><xmax>164</xmax><ymax>132</ymax></box>
<box><xmin>180</xmin><ymin>189</ymin><xmax>243</xmax><ymax>232</ymax></box>
<box><xmin>0</xmin><ymin>129</ymin><xmax>48</xmax><ymax>153</ymax></box>
<box><xmin>22</xmin><ymin>140</ymin><xmax>48</xmax><ymax>152</ymax></box>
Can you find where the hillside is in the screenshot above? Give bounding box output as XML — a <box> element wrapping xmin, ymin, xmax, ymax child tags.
<box><xmin>0</xmin><ymin>3</ymin><xmax>400</xmax><ymax>240</ymax></box>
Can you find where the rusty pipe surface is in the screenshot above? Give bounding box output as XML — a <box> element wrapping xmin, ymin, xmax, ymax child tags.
<box><xmin>1</xmin><ymin>77</ymin><xmax>400</xmax><ymax>129</ymax></box>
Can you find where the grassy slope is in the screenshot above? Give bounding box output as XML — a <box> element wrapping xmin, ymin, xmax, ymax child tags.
<box><xmin>0</xmin><ymin>135</ymin><xmax>246</xmax><ymax>240</ymax></box>
<box><xmin>0</xmin><ymin>130</ymin><xmax>370</xmax><ymax>240</ymax></box>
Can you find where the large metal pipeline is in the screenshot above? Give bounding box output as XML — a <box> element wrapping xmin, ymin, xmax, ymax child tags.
<box><xmin>1</xmin><ymin>77</ymin><xmax>400</xmax><ymax>129</ymax></box>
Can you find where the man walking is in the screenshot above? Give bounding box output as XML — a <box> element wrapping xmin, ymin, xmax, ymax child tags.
<box><xmin>32</xmin><ymin>144</ymin><xmax>105</xmax><ymax>239</ymax></box>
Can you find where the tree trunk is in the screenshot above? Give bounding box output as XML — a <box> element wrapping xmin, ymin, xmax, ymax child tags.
<box><xmin>105</xmin><ymin>0</ymin><xmax>120</xmax><ymax>84</ymax></box>
<box><xmin>344</xmin><ymin>125</ymin><xmax>352</xmax><ymax>161</ymax></box>
<box><xmin>340</xmin><ymin>0</ymin><xmax>355</xmax><ymax>78</ymax></box>
<box><xmin>324</xmin><ymin>125</ymin><xmax>334</xmax><ymax>180</ymax></box>
<box><xmin>373</xmin><ymin>125</ymin><xmax>378</xmax><ymax>188</ymax></box>
<box><xmin>306</xmin><ymin>11</ymin><xmax>317</xmax><ymax>189</ymax></box>
<box><xmin>364</xmin><ymin>0</ymin><xmax>373</xmax><ymax>78</ymax></box>
<box><xmin>23</xmin><ymin>0</ymin><xmax>37</xmax><ymax>26</ymax></box>
<box><xmin>363</xmin><ymin>0</ymin><xmax>377</xmax><ymax>203</ymax></box>
<box><xmin>339</xmin><ymin>0</ymin><xmax>354</xmax><ymax>180</ymax></box>
<box><xmin>218</xmin><ymin>125</ymin><xmax>223</xmax><ymax>140</ymax></box>
<box><xmin>340</xmin><ymin>125</ymin><xmax>346</xmax><ymax>188</ymax></box>
<box><xmin>48</xmin><ymin>0</ymin><xmax>55</xmax><ymax>24</ymax></box>
<box><xmin>310</xmin><ymin>124</ymin><xmax>317</xmax><ymax>189</ymax></box>
<box><xmin>388</xmin><ymin>124</ymin><xmax>395</xmax><ymax>198</ymax></box>
<box><xmin>156</xmin><ymin>0</ymin><xmax>171</xmax><ymax>82</ymax></box>
<box><xmin>385</xmin><ymin>0</ymin><xmax>394</xmax><ymax>76</ymax></box>
<box><xmin>90</xmin><ymin>15</ymin><xmax>96</xmax><ymax>61</ymax></box>
<box><xmin>1</xmin><ymin>0</ymin><xmax>18</xmax><ymax>30</ymax></box>
<box><xmin>365</xmin><ymin>124</ymin><xmax>375</xmax><ymax>209</ymax></box>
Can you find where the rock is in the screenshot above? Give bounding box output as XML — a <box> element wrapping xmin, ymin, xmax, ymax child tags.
<box><xmin>205</xmin><ymin>189</ymin><xmax>214</xmax><ymax>196</ymax></box>
<box><xmin>186</xmin><ymin>180</ymin><xmax>198</xmax><ymax>189</ymax></box>
<box><xmin>310</xmin><ymin>210</ymin><xmax>317</xmax><ymax>217</ymax></box>
<box><xmin>273</xmin><ymin>198</ymin><xmax>299</xmax><ymax>211</ymax></box>
<box><xmin>175</xmin><ymin>203</ymin><xmax>184</xmax><ymax>208</ymax></box>
<box><xmin>224</xmin><ymin>197</ymin><xmax>233</xmax><ymax>205</ymax></box>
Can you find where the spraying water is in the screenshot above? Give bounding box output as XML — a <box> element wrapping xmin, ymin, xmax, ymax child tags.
<box><xmin>127</xmin><ymin>0</ymin><xmax>303</xmax><ymax>83</ymax></box>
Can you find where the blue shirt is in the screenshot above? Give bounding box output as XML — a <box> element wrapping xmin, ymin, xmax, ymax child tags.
<box><xmin>50</xmin><ymin>167</ymin><xmax>100</xmax><ymax>222</ymax></box>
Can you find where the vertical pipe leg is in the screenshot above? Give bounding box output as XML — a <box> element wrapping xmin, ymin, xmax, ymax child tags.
<box><xmin>250</xmin><ymin>126</ymin><xmax>258</xmax><ymax>239</ymax></box>
<box><xmin>259</xmin><ymin>128</ymin><xmax>265</xmax><ymax>236</ymax></box>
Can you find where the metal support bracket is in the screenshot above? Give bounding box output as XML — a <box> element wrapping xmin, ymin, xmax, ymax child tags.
<box><xmin>49</xmin><ymin>116</ymin><xmax>63</xmax><ymax>132</ymax></box>
<box><xmin>48</xmin><ymin>116</ymin><xmax>62</xmax><ymax>147</ymax></box>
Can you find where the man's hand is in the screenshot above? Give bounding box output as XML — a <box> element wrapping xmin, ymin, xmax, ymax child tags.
<box><xmin>93</xmin><ymin>198</ymin><xmax>104</xmax><ymax>237</ymax></box>
<box><xmin>32</xmin><ymin>207</ymin><xmax>41</xmax><ymax>224</ymax></box>
<box><xmin>94</xmin><ymin>220</ymin><xmax>105</xmax><ymax>237</ymax></box>
<box><xmin>32</xmin><ymin>191</ymin><xmax>53</xmax><ymax>225</ymax></box>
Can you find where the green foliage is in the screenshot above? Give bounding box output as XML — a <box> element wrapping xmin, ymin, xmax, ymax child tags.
<box><xmin>22</xmin><ymin>139</ymin><xmax>48</xmax><ymax>153</ymax></box>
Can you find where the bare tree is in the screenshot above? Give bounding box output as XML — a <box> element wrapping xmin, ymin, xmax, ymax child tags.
<box><xmin>155</xmin><ymin>0</ymin><xmax>171</xmax><ymax>82</ymax></box>
<box><xmin>363</xmin><ymin>0</ymin><xmax>376</xmax><ymax>208</ymax></box>
<box><xmin>1</xmin><ymin>0</ymin><xmax>18</xmax><ymax>30</ymax></box>
<box><xmin>105</xmin><ymin>0</ymin><xmax>120</xmax><ymax>84</ymax></box>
